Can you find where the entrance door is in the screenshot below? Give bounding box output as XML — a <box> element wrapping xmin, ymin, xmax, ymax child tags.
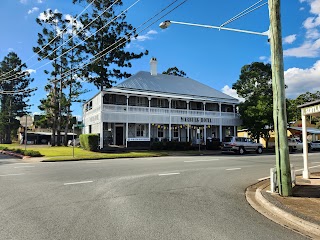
<box><xmin>116</xmin><ymin>127</ymin><xmax>124</xmax><ymax>145</ymax></box>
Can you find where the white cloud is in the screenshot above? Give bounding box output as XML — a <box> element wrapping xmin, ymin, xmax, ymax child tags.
<box><xmin>133</xmin><ymin>30</ymin><xmax>158</xmax><ymax>42</ymax></box>
<box><xmin>221</xmin><ymin>85</ymin><xmax>245</xmax><ymax>102</ymax></box>
<box><xmin>284</xmin><ymin>0</ymin><xmax>320</xmax><ymax>57</ymax></box>
<box><xmin>259</xmin><ymin>56</ymin><xmax>267</xmax><ymax>61</ymax></box>
<box><xmin>26</xmin><ymin>69</ymin><xmax>36</xmax><ymax>74</ymax></box>
<box><xmin>7</xmin><ymin>48</ymin><xmax>14</xmax><ymax>52</ymax></box>
<box><xmin>310</xmin><ymin>0</ymin><xmax>320</xmax><ymax>14</ymax></box>
<box><xmin>20</xmin><ymin>0</ymin><xmax>28</xmax><ymax>4</ymax></box>
<box><xmin>284</xmin><ymin>39</ymin><xmax>320</xmax><ymax>57</ymax></box>
<box><xmin>28</xmin><ymin>7</ymin><xmax>39</xmax><ymax>14</ymax></box>
<box><xmin>284</xmin><ymin>60</ymin><xmax>320</xmax><ymax>98</ymax></box>
<box><xmin>300</xmin><ymin>7</ymin><xmax>305</xmax><ymax>11</ymax></box>
<box><xmin>38</xmin><ymin>9</ymin><xmax>60</xmax><ymax>22</ymax></box>
<box><xmin>283</xmin><ymin>34</ymin><xmax>297</xmax><ymax>44</ymax></box>
<box><xmin>37</xmin><ymin>0</ymin><xmax>44</xmax><ymax>3</ymax></box>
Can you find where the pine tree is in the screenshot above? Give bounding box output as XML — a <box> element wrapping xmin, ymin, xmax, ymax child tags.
<box><xmin>73</xmin><ymin>0</ymin><xmax>148</xmax><ymax>90</ymax></box>
<box><xmin>0</xmin><ymin>52</ymin><xmax>34</xmax><ymax>143</ymax></box>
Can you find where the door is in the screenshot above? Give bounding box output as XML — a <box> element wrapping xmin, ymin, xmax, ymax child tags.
<box><xmin>116</xmin><ymin>127</ymin><xmax>124</xmax><ymax>145</ymax></box>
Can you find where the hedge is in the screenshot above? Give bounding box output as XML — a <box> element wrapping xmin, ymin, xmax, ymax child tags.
<box><xmin>79</xmin><ymin>134</ymin><xmax>99</xmax><ymax>151</ymax></box>
<box><xmin>0</xmin><ymin>146</ymin><xmax>42</xmax><ymax>157</ymax></box>
<box><xmin>150</xmin><ymin>141</ymin><xmax>192</xmax><ymax>151</ymax></box>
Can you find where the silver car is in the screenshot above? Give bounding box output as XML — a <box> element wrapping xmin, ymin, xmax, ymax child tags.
<box><xmin>309</xmin><ymin>141</ymin><xmax>320</xmax><ymax>151</ymax></box>
<box><xmin>221</xmin><ymin>136</ymin><xmax>263</xmax><ymax>155</ymax></box>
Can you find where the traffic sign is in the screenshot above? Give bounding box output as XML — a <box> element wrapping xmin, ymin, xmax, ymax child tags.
<box><xmin>20</xmin><ymin>115</ymin><xmax>33</xmax><ymax>127</ymax></box>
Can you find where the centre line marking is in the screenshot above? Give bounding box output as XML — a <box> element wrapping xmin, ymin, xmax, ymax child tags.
<box><xmin>64</xmin><ymin>181</ymin><xmax>94</xmax><ymax>185</ymax></box>
<box><xmin>158</xmin><ymin>172</ymin><xmax>180</xmax><ymax>176</ymax></box>
<box><xmin>226</xmin><ymin>168</ymin><xmax>241</xmax><ymax>171</ymax></box>
<box><xmin>184</xmin><ymin>159</ymin><xmax>219</xmax><ymax>163</ymax></box>
<box><xmin>0</xmin><ymin>173</ymin><xmax>25</xmax><ymax>177</ymax></box>
<box><xmin>14</xmin><ymin>166</ymin><xmax>34</xmax><ymax>169</ymax></box>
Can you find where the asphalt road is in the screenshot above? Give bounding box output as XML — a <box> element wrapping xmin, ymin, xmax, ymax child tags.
<box><xmin>1</xmin><ymin>152</ymin><xmax>320</xmax><ymax>240</ymax></box>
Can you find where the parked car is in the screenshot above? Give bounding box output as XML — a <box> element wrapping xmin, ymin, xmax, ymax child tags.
<box><xmin>221</xmin><ymin>136</ymin><xmax>263</xmax><ymax>155</ymax></box>
<box><xmin>269</xmin><ymin>138</ymin><xmax>303</xmax><ymax>153</ymax></box>
<box><xmin>309</xmin><ymin>141</ymin><xmax>320</xmax><ymax>151</ymax></box>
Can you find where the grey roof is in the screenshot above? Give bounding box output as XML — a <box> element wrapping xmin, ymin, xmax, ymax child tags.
<box><xmin>115</xmin><ymin>71</ymin><xmax>238</xmax><ymax>102</ymax></box>
<box><xmin>298</xmin><ymin>99</ymin><xmax>320</xmax><ymax>108</ymax></box>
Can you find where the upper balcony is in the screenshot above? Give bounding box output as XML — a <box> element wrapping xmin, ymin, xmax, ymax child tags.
<box><xmin>100</xmin><ymin>94</ymin><xmax>239</xmax><ymax>118</ymax></box>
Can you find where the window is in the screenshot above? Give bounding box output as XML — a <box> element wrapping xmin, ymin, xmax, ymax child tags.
<box><xmin>136</xmin><ymin>125</ymin><xmax>145</xmax><ymax>137</ymax></box>
<box><xmin>89</xmin><ymin>125</ymin><xmax>92</xmax><ymax>134</ymax></box>
<box><xmin>158</xmin><ymin>128</ymin><xmax>164</xmax><ymax>138</ymax></box>
<box><xmin>173</xmin><ymin>128</ymin><xmax>179</xmax><ymax>138</ymax></box>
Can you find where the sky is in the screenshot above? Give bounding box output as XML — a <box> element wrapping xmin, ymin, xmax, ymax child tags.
<box><xmin>0</xmin><ymin>0</ymin><xmax>319</xmax><ymax>119</ymax></box>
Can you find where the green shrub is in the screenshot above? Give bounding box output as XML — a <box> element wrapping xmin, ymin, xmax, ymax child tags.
<box><xmin>80</xmin><ymin>134</ymin><xmax>99</xmax><ymax>151</ymax></box>
<box><xmin>22</xmin><ymin>150</ymin><xmax>42</xmax><ymax>157</ymax></box>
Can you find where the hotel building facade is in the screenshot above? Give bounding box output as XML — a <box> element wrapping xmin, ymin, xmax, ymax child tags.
<box><xmin>83</xmin><ymin>58</ymin><xmax>241</xmax><ymax>148</ymax></box>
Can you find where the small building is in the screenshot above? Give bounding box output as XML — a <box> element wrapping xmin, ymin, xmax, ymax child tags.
<box><xmin>83</xmin><ymin>58</ymin><xmax>241</xmax><ymax>148</ymax></box>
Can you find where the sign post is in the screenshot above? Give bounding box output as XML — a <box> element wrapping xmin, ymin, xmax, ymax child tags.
<box><xmin>20</xmin><ymin>115</ymin><xmax>33</xmax><ymax>150</ymax></box>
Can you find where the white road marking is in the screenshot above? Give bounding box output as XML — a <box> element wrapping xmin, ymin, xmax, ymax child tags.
<box><xmin>158</xmin><ymin>172</ymin><xmax>180</xmax><ymax>176</ymax></box>
<box><xmin>226</xmin><ymin>168</ymin><xmax>241</xmax><ymax>171</ymax></box>
<box><xmin>14</xmin><ymin>166</ymin><xmax>34</xmax><ymax>169</ymax></box>
<box><xmin>12</xmin><ymin>163</ymin><xmax>31</xmax><ymax>165</ymax></box>
<box><xmin>184</xmin><ymin>159</ymin><xmax>219</xmax><ymax>163</ymax></box>
<box><xmin>295</xmin><ymin>164</ymin><xmax>320</xmax><ymax>172</ymax></box>
<box><xmin>0</xmin><ymin>173</ymin><xmax>25</xmax><ymax>177</ymax></box>
<box><xmin>258</xmin><ymin>176</ymin><xmax>270</xmax><ymax>181</ymax></box>
<box><xmin>64</xmin><ymin>181</ymin><xmax>94</xmax><ymax>186</ymax></box>
<box><xmin>84</xmin><ymin>161</ymin><xmax>101</xmax><ymax>164</ymax></box>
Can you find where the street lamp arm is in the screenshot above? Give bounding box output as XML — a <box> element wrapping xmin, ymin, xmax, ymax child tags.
<box><xmin>162</xmin><ymin>20</ymin><xmax>268</xmax><ymax>37</ymax></box>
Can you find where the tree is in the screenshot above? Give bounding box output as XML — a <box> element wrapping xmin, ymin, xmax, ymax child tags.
<box><xmin>287</xmin><ymin>91</ymin><xmax>320</xmax><ymax>126</ymax></box>
<box><xmin>162</xmin><ymin>67</ymin><xmax>187</xmax><ymax>77</ymax></box>
<box><xmin>34</xmin><ymin>10</ymin><xmax>87</xmax><ymax>146</ymax></box>
<box><xmin>0</xmin><ymin>52</ymin><xmax>34</xmax><ymax>143</ymax></box>
<box><xmin>232</xmin><ymin>62</ymin><xmax>273</xmax><ymax>146</ymax></box>
<box><xmin>73</xmin><ymin>0</ymin><xmax>148</xmax><ymax>90</ymax></box>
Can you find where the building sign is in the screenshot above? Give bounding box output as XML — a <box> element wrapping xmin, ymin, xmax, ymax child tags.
<box><xmin>127</xmin><ymin>138</ymin><xmax>150</xmax><ymax>142</ymax></box>
<box><xmin>180</xmin><ymin>117</ymin><xmax>212</xmax><ymax>123</ymax></box>
<box><xmin>302</xmin><ymin>104</ymin><xmax>320</xmax><ymax>115</ymax></box>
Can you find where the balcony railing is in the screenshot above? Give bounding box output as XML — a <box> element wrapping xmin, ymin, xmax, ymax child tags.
<box><xmin>103</xmin><ymin>104</ymin><xmax>238</xmax><ymax>118</ymax></box>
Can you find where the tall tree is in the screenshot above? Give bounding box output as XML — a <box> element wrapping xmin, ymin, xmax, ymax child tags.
<box><xmin>34</xmin><ymin>10</ymin><xmax>87</xmax><ymax>146</ymax></box>
<box><xmin>162</xmin><ymin>67</ymin><xmax>187</xmax><ymax>77</ymax></box>
<box><xmin>73</xmin><ymin>0</ymin><xmax>148</xmax><ymax>90</ymax></box>
<box><xmin>0</xmin><ymin>52</ymin><xmax>34</xmax><ymax>143</ymax></box>
<box><xmin>232</xmin><ymin>62</ymin><xmax>273</xmax><ymax>146</ymax></box>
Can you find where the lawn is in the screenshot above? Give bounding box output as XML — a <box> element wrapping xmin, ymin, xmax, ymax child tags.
<box><xmin>0</xmin><ymin>143</ymin><xmax>167</xmax><ymax>161</ymax></box>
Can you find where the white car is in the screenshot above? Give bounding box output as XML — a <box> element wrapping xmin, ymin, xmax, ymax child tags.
<box><xmin>221</xmin><ymin>136</ymin><xmax>263</xmax><ymax>155</ymax></box>
<box><xmin>309</xmin><ymin>141</ymin><xmax>320</xmax><ymax>151</ymax></box>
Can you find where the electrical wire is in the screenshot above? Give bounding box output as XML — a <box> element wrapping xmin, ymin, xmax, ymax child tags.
<box><xmin>51</xmin><ymin>0</ymin><xmax>188</xmax><ymax>85</ymax></box>
<box><xmin>0</xmin><ymin>0</ymin><xmax>96</xmax><ymax>80</ymax></box>
<box><xmin>0</xmin><ymin>0</ymin><xmax>141</xmax><ymax>82</ymax></box>
<box><xmin>220</xmin><ymin>0</ymin><xmax>267</xmax><ymax>29</ymax></box>
<box><xmin>0</xmin><ymin>87</ymin><xmax>38</xmax><ymax>95</ymax></box>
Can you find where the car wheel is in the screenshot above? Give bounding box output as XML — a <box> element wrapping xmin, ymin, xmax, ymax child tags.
<box><xmin>238</xmin><ymin>147</ymin><xmax>245</xmax><ymax>155</ymax></box>
<box><xmin>256</xmin><ymin>147</ymin><xmax>263</xmax><ymax>154</ymax></box>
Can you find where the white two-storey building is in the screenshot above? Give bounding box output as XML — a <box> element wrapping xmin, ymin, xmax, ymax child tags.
<box><xmin>83</xmin><ymin>58</ymin><xmax>241</xmax><ymax>148</ymax></box>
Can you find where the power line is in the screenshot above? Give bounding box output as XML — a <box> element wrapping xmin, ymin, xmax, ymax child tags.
<box><xmin>0</xmin><ymin>0</ymin><xmax>96</xmax><ymax>80</ymax></box>
<box><xmin>1</xmin><ymin>0</ymin><xmax>141</xmax><ymax>82</ymax></box>
<box><xmin>0</xmin><ymin>88</ymin><xmax>38</xmax><ymax>95</ymax></box>
<box><xmin>219</xmin><ymin>0</ymin><xmax>267</xmax><ymax>29</ymax></box>
<box><xmin>52</xmin><ymin>0</ymin><xmax>188</xmax><ymax>85</ymax></box>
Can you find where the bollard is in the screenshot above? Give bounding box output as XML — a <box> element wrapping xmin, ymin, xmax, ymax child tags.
<box><xmin>270</xmin><ymin>167</ymin><xmax>277</xmax><ymax>193</ymax></box>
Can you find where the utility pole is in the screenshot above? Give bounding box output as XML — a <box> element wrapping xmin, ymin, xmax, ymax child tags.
<box><xmin>268</xmin><ymin>0</ymin><xmax>292</xmax><ymax>196</ymax></box>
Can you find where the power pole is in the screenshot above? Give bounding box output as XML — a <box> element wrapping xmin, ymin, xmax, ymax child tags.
<box><xmin>268</xmin><ymin>0</ymin><xmax>292</xmax><ymax>196</ymax></box>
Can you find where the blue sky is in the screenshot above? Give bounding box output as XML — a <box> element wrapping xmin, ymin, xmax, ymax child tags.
<box><xmin>0</xmin><ymin>0</ymin><xmax>319</xmax><ymax>119</ymax></box>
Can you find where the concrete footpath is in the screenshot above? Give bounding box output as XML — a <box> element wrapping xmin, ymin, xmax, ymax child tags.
<box><xmin>246</xmin><ymin>173</ymin><xmax>320</xmax><ymax>239</ymax></box>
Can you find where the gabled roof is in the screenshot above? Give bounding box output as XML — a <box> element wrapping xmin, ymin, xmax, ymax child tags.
<box><xmin>114</xmin><ymin>71</ymin><xmax>238</xmax><ymax>103</ymax></box>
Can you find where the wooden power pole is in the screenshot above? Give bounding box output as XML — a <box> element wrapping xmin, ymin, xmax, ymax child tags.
<box><xmin>268</xmin><ymin>0</ymin><xmax>292</xmax><ymax>196</ymax></box>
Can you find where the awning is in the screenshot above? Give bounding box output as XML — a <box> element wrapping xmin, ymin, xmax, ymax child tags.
<box><xmin>288</xmin><ymin>127</ymin><xmax>320</xmax><ymax>134</ymax></box>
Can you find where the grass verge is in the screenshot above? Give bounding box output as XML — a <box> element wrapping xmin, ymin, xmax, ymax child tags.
<box><xmin>0</xmin><ymin>143</ymin><xmax>167</xmax><ymax>161</ymax></box>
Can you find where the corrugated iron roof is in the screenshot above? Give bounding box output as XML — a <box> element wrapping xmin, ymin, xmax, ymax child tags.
<box><xmin>115</xmin><ymin>71</ymin><xmax>238</xmax><ymax>102</ymax></box>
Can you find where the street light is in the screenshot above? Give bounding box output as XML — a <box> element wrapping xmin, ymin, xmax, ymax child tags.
<box><xmin>160</xmin><ymin>0</ymin><xmax>292</xmax><ymax>197</ymax></box>
<box><xmin>159</xmin><ymin>20</ymin><xmax>269</xmax><ymax>37</ymax></box>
